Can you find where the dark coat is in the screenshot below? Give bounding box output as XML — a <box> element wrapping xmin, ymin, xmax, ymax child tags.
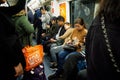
<box><xmin>86</xmin><ymin>14</ymin><xmax>120</xmax><ymax>80</ymax></box>
<box><xmin>0</xmin><ymin>0</ymin><xmax>25</xmax><ymax>79</ymax></box>
<box><xmin>53</xmin><ymin>25</ymin><xmax>66</xmax><ymax>39</ymax></box>
<box><xmin>44</xmin><ymin>23</ymin><xmax>58</xmax><ymax>39</ymax></box>
<box><xmin>59</xmin><ymin>25</ymin><xmax>66</xmax><ymax>36</ymax></box>
<box><xmin>33</xmin><ymin>9</ymin><xmax>42</xmax><ymax>29</ymax></box>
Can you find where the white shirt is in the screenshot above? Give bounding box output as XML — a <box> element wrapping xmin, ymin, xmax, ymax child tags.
<box><xmin>56</xmin><ymin>27</ymin><xmax>62</xmax><ymax>40</ymax></box>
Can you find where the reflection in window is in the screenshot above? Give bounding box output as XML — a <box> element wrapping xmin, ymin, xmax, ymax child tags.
<box><xmin>74</xmin><ymin>0</ymin><xmax>95</xmax><ymax>29</ymax></box>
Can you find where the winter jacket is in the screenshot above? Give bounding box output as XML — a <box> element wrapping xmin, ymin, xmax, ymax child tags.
<box><xmin>0</xmin><ymin>0</ymin><xmax>26</xmax><ymax>79</ymax></box>
<box><xmin>86</xmin><ymin>14</ymin><xmax>120</xmax><ymax>80</ymax></box>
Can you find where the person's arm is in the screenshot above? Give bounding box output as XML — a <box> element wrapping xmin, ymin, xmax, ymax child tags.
<box><xmin>14</xmin><ymin>63</ymin><xmax>24</xmax><ymax>77</ymax></box>
<box><xmin>0</xmin><ymin>0</ymin><xmax>25</xmax><ymax>15</ymax></box>
<box><xmin>19</xmin><ymin>16</ymin><xmax>34</xmax><ymax>34</ymax></box>
<box><xmin>75</xmin><ymin>29</ymin><xmax>88</xmax><ymax>48</ymax></box>
<box><xmin>59</xmin><ymin>28</ymin><xmax>74</xmax><ymax>39</ymax></box>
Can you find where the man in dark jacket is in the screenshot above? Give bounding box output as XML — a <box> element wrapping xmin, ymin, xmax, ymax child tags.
<box><xmin>49</xmin><ymin>16</ymin><xmax>66</xmax><ymax>42</ymax></box>
<box><xmin>43</xmin><ymin>16</ymin><xmax>66</xmax><ymax>55</ymax></box>
<box><xmin>33</xmin><ymin>9</ymin><xmax>42</xmax><ymax>44</ymax></box>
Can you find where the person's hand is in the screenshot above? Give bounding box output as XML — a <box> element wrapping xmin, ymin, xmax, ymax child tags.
<box><xmin>50</xmin><ymin>38</ymin><xmax>56</xmax><ymax>42</ymax></box>
<box><xmin>14</xmin><ymin>63</ymin><xmax>24</xmax><ymax>77</ymax></box>
<box><xmin>74</xmin><ymin>43</ymin><xmax>83</xmax><ymax>48</ymax></box>
<box><xmin>41</xmin><ymin>33</ymin><xmax>46</xmax><ymax>37</ymax></box>
<box><xmin>66</xmin><ymin>40</ymin><xmax>72</xmax><ymax>44</ymax></box>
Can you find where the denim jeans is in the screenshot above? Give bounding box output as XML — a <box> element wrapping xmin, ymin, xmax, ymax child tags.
<box><xmin>50</xmin><ymin>45</ymin><xmax>63</xmax><ymax>62</ymax></box>
<box><xmin>56</xmin><ymin>50</ymin><xmax>72</xmax><ymax>75</ymax></box>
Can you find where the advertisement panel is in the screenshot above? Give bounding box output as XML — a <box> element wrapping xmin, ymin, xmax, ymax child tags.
<box><xmin>59</xmin><ymin>2</ymin><xmax>66</xmax><ymax>21</ymax></box>
<box><xmin>27</xmin><ymin>0</ymin><xmax>41</xmax><ymax>14</ymax></box>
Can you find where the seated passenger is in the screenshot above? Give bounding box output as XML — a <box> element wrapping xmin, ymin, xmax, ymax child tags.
<box><xmin>50</xmin><ymin>22</ymin><xmax>74</xmax><ymax>69</ymax></box>
<box><xmin>41</xmin><ymin>16</ymin><xmax>58</xmax><ymax>45</ymax></box>
<box><xmin>48</xmin><ymin>17</ymin><xmax>87</xmax><ymax>80</ymax></box>
<box><xmin>43</xmin><ymin>16</ymin><xmax>66</xmax><ymax>56</ymax></box>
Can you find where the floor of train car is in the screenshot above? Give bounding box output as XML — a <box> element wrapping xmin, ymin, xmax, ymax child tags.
<box><xmin>43</xmin><ymin>55</ymin><xmax>56</xmax><ymax>80</ymax></box>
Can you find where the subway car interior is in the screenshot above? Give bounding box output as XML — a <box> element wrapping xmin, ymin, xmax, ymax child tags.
<box><xmin>2</xmin><ymin>0</ymin><xmax>119</xmax><ymax>80</ymax></box>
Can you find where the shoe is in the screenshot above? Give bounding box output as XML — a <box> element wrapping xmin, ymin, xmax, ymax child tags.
<box><xmin>48</xmin><ymin>73</ymin><xmax>63</xmax><ymax>80</ymax></box>
<box><xmin>50</xmin><ymin>62</ymin><xmax>57</xmax><ymax>69</ymax></box>
<box><xmin>50</xmin><ymin>63</ymin><xmax>58</xmax><ymax>70</ymax></box>
<box><xmin>48</xmin><ymin>73</ymin><xmax>58</xmax><ymax>80</ymax></box>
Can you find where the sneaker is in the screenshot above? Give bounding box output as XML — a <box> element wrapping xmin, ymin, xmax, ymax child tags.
<box><xmin>50</xmin><ymin>63</ymin><xmax>57</xmax><ymax>69</ymax></box>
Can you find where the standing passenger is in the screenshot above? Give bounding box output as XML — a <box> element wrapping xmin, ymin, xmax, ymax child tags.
<box><xmin>33</xmin><ymin>8</ymin><xmax>42</xmax><ymax>44</ymax></box>
<box><xmin>86</xmin><ymin>0</ymin><xmax>120</xmax><ymax>80</ymax></box>
<box><xmin>10</xmin><ymin>3</ymin><xmax>34</xmax><ymax>47</ymax></box>
<box><xmin>39</xmin><ymin>6</ymin><xmax>51</xmax><ymax>44</ymax></box>
<box><xmin>0</xmin><ymin>0</ymin><xmax>26</xmax><ymax>80</ymax></box>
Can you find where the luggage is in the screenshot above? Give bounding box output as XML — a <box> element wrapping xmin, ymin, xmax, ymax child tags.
<box><xmin>23</xmin><ymin>63</ymin><xmax>46</xmax><ymax>80</ymax></box>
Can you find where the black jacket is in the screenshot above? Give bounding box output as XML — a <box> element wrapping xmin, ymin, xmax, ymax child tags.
<box><xmin>86</xmin><ymin>14</ymin><xmax>120</xmax><ymax>80</ymax></box>
<box><xmin>53</xmin><ymin>25</ymin><xmax>66</xmax><ymax>39</ymax></box>
<box><xmin>0</xmin><ymin>0</ymin><xmax>25</xmax><ymax>79</ymax></box>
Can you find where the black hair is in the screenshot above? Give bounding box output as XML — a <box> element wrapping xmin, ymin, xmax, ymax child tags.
<box><xmin>0</xmin><ymin>0</ymin><xmax>6</xmax><ymax>4</ymax></box>
<box><xmin>40</xmin><ymin>6</ymin><xmax>47</xmax><ymax>11</ymax></box>
<box><xmin>51</xmin><ymin>16</ymin><xmax>57</xmax><ymax>21</ymax></box>
<box><xmin>57</xmin><ymin>16</ymin><xmax>65</xmax><ymax>22</ymax></box>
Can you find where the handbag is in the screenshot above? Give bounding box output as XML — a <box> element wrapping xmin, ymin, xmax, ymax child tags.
<box><xmin>63</xmin><ymin>43</ymin><xmax>77</xmax><ymax>51</ymax></box>
<box><xmin>101</xmin><ymin>14</ymin><xmax>120</xmax><ymax>72</ymax></box>
<box><xmin>22</xmin><ymin>44</ymin><xmax>44</xmax><ymax>71</ymax></box>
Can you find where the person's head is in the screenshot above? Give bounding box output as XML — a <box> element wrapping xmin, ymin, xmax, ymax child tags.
<box><xmin>51</xmin><ymin>16</ymin><xmax>57</xmax><ymax>24</ymax></box>
<box><xmin>57</xmin><ymin>16</ymin><xmax>65</xmax><ymax>27</ymax></box>
<box><xmin>74</xmin><ymin>17</ymin><xmax>86</xmax><ymax>31</ymax></box>
<box><xmin>64</xmin><ymin>22</ymin><xmax>71</xmax><ymax>30</ymax></box>
<box><xmin>40</xmin><ymin>6</ymin><xmax>47</xmax><ymax>14</ymax></box>
<box><xmin>99</xmin><ymin>0</ymin><xmax>120</xmax><ymax>22</ymax></box>
<box><xmin>0</xmin><ymin>0</ymin><xmax>6</xmax><ymax>4</ymax></box>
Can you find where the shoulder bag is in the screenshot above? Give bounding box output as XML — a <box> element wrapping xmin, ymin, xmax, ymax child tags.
<box><xmin>101</xmin><ymin>14</ymin><xmax>120</xmax><ymax>72</ymax></box>
<box><xmin>63</xmin><ymin>43</ymin><xmax>77</xmax><ymax>52</ymax></box>
<box><xmin>22</xmin><ymin>36</ymin><xmax>44</xmax><ymax>71</ymax></box>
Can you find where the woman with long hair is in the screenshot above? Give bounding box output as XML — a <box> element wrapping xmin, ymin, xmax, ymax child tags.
<box><xmin>86</xmin><ymin>0</ymin><xmax>120</xmax><ymax>80</ymax></box>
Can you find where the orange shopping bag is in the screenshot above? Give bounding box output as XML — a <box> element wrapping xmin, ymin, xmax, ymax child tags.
<box><xmin>22</xmin><ymin>44</ymin><xmax>44</xmax><ymax>71</ymax></box>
